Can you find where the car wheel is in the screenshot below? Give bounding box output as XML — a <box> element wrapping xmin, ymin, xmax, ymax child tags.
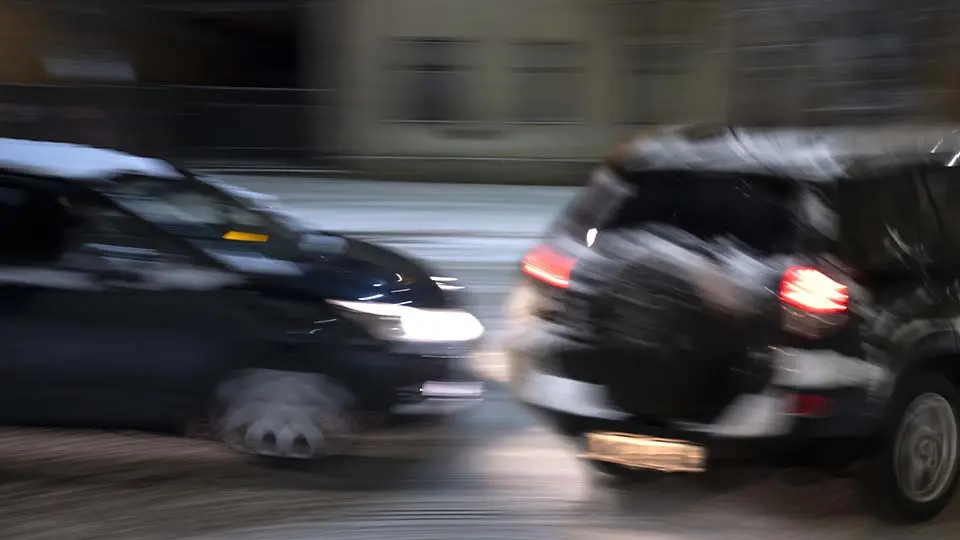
<box><xmin>213</xmin><ymin>369</ymin><xmax>357</xmax><ymax>462</ymax></box>
<box><xmin>860</xmin><ymin>373</ymin><xmax>960</xmax><ymax>523</ymax></box>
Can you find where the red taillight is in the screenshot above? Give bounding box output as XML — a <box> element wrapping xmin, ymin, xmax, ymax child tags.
<box><xmin>779</xmin><ymin>266</ymin><xmax>849</xmax><ymax>314</ymax></box>
<box><xmin>788</xmin><ymin>393</ymin><xmax>833</xmax><ymax>417</ymax></box>
<box><xmin>522</xmin><ymin>245</ymin><xmax>575</xmax><ymax>289</ymax></box>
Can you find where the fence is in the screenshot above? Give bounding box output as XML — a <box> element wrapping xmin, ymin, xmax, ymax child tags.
<box><xmin>0</xmin><ymin>84</ymin><xmax>334</xmax><ymax>164</ymax></box>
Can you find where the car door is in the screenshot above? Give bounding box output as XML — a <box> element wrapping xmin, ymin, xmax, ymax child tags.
<box><xmin>0</xmin><ymin>188</ymin><xmax>247</xmax><ymax>428</ymax></box>
<box><xmin>835</xmin><ymin>168</ymin><xmax>949</xmax><ymax>372</ymax></box>
<box><xmin>0</xmin><ymin>174</ymin><xmax>92</xmax><ymax>425</ymax></box>
<box><xmin>916</xmin><ymin>166</ymin><xmax>960</xmax><ymax>335</ymax></box>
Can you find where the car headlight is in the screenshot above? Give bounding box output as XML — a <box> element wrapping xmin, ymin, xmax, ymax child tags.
<box><xmin>328</xmin><ymin>300</ymin><xmax>484</xmax><ymax>343</ymax></box>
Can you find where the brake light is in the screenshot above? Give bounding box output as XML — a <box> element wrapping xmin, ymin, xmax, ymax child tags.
<box><xmin>522</xmin><ymin>245</ymin><xmax>574</xmax><ymax>289</ymax></box>
<box><xmin>788</xmin><ymin>393</ymin><xmax>833</xmax><ymax>417</ymax></box>
<box><xmin>779</xmin><ymin>266</ymin><xmax>849</xmax><ymax>314</ymax></box>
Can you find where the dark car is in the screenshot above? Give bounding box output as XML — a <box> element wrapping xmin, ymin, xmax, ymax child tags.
<box><xmin>0</xmin><ymin>138</ymin><xmax>484</xmax><ymax>461</ymax></box>
<box><xmin>506</xmin><ymin>125</ymin><xmax>960</xmax><ymax>523</ymax></box>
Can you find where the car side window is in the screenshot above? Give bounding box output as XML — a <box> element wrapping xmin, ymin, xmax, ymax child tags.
<box><xmin>921</xmin><ymin>167</ymin><xmax>960</xmax><ymax>269</ymax></box>
<box><xmin>58</xmin><ymin>199</ymin><xmax>196</xmax><ymax>271</ymax></box>
<box><xmin>0</xmin><ymin>175</ymin><xmax>72</xmax><ymax>266</ymax></box>
<box><xmin>107</xmin><ymin>175</ymin><xmax>269</xmax><ymax>232</ymax></box>
<box><xmin>53</xmin><ymin>199</ymin><xmax>246</xmax><ymax>291</ymax></box>
<box><xmin>836</xmin><ymin>170</ymin><xmax>928</xmax><ymax>273</ymax></box>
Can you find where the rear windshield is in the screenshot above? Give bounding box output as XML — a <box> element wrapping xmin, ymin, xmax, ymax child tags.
<box><xmin>561</xmin><ymin>169</ymin><xmax>800</xmax><ymax>254</ymax></box>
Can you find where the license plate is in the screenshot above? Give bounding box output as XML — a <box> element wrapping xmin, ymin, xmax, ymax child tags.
<box><xmin>582</xmin><ymin>432</ymin><xmax>707</xmax><ymax>473</ymax></box>
<box><xmin>421</xmin><ymin>381</ymin><xmax>484</xmax><ymax>398</ymax></box>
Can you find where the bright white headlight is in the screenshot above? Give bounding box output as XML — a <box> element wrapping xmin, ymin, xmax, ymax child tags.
<box><xmin>328</xmin><ymin>300</ymin><xmax>484</xmax><ymax>342</ymax></box>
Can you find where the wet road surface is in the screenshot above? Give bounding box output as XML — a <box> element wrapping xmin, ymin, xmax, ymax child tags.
<box><xmin>3</xmin><ymin>176</ymin><xmax>960</xmax><ymax>539</ymax></box>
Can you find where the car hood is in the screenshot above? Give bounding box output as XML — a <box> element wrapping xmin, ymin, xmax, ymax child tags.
<box><xmin>202</xmin><ymin>232</ymin><xmax>450</xmax><ymax>308</ymax></box>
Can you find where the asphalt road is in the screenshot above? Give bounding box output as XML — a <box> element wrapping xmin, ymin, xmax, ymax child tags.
<box><xmin>4</xmin><ymin>176</ymin><xmax>960</xmax><ymax>540</ymax></box>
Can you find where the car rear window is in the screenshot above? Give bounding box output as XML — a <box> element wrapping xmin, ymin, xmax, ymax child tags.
<box><xmin>561</xmin><ymin>168</ymin><xmax>800</xmax><ymax>254</ymax></box>
<box><xmin>554</xmin><ymin>167</ymin><xmax>634</xmax><ymax>233</ymax></box>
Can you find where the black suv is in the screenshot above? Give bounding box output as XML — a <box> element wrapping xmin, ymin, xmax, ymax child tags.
<box><xmin>506</xmin><ymin>126</ymin><xmax>960</xmax><ymax>522</ymax></box>
<box><xmin>0</xmin><ymin>138</ymin><xmax>484</xmax><ymax>461</ymax></box>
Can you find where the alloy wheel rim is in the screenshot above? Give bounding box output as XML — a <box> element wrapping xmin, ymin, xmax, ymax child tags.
<box><xmin>222</xmin><ymin>403</ymin><xmax>329</xmax><ymax>459</ymax></box>
<box><xmin>217</xmin><ymin>373</ymin><xmax>357</xmax><ymax>460</ymax></box>
<box><xmin>893</xmin><ymin>392</ymin><xmax>959</xmax><ymax>503</ymax></box>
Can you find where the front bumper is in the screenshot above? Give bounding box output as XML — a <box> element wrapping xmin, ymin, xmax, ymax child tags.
<box><xmin>391</xmin><ymin>379</ymin><xmax>485</xmax><ymax>415</ymax></box>
<box><xmin>343</xmin><ymin>340</ymin><xmax>485</xmax><ymax>418</ymax></box>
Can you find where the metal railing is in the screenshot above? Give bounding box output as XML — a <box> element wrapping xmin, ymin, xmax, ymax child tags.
<box><xmin>0</xmin><ymin>84</ymin><xmax>333</xmax><ymax>163</ymax></box>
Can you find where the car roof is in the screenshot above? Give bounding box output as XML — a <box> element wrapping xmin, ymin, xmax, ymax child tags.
<box><xmin>608</xmin><ymin>125</ymin><xmax>960</xmax><ymax>182</ymax></box>
<box><xmin>0</xmin><ymin>138</ymin><xmax>183</xmax><ymax>181</ymax></box>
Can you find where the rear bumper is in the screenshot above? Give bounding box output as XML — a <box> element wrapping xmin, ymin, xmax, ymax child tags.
<box><xmin>505</xmin><ymin>285</ymin><xmax>891</xmax><ymax>468</ymax></box>
<box><xmin>511</xmin><ymin>356</ymin><xmax>885</xmax><ymax>468</ymax></box>
<box><xmin>524</xmin><ymin>401</ymin><xmax>869</xmax><ymax>468</ymax></box>
<box><xmin>514</xmin><ymin>365</ymin><xmax>884</xmax><ymax>435</ymax></box>
<box><xmin>519</xmin><ymin>372</ymin><xmax>874</xmax><ymax>469</ymax></box>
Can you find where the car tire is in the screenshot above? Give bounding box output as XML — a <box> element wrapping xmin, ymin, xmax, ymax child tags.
<box><xmin>859</xmin><ymin>373</ymin><xmax>960</xmax><ymax>524</ymax></box>
<box><xmin>212</xmin><ymin>369</ymin><xmax>357</xmax><ymax>463</ymax></box>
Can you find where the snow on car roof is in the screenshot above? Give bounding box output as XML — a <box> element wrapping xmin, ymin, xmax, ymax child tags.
<box><xmin>0</xmin><ymin>138</ymin><xmax>183</xmax><ymax>180</ymax></box>
<box><xmin>609</xmin><ymin>125</ymin><xmax>960</xmax><ymax>181</ymax></box>
<box><xmin>197</xmin><ymin>175</ymin><xmax>276</xmax><ymax>201</ymax></box>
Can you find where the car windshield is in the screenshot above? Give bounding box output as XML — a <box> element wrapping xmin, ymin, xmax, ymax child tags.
<box><xmin>196</xmin><ymin>175</ymin><xmax>313</xmax><ymax>232</ymax></box>
<box><xmin>96</xmin><ymin>173</ymin><xmax>307</xmax><ymax>261</ymax></box>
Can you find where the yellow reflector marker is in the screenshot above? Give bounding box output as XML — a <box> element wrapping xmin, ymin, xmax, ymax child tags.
<box><xmin>222</xmin><ymin>231</ymin><xmax>269</xmax><ymax>243</ymax></box>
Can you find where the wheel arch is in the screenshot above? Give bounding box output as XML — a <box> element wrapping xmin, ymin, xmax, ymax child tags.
<box><xmin>862</xmin><ymin>330</ymin><xmax>960</xmax><ymax>438</ymax></box>
<box><xmin>895</xmin><ymin>330</ymin><xmax>960</xmax><ymax>390</ymax></box>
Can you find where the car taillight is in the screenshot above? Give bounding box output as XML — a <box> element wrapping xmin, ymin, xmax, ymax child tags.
<box><xmin>779</xmin><ymin>266</ymin><xmax>849</xmax><ymax>314</ymax></box>
<box><xmin>787</xmin><ymin>392</ymin><xmax>833</xmax><ymax>417</ymax></box>
<box><xmin>521</xmin><ymin>245</ymin><xmax>575</xmax><ymax>289</ymax></box>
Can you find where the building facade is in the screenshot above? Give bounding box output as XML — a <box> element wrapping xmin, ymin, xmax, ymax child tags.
<box><xmin>325</xmin><ymin>0</ymin><xmax>960</xmax><ymax>181</ymax></box>
<box><xmin>0</xmin><ymin>1</ymin><xmax>317</xmax><ymax>162</ymax></box>
<box><xmin>1</xmin><ymin>0</ymin><xmax>958</xmax><ymax>175</ymax></box>
<box><xmin>326</xmin><ymin>0</ymin><xmax>730</xmax><ymax>180</ymax></box>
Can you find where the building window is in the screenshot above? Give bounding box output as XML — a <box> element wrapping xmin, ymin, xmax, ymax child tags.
<box><xmin>621</xmin><ymin>43</ymin><xmax>693</xmax><ymax>124</ymax></box>
<box><xmin>383</xmin><ymin>38</ymin><xmax>474</xmax><ymax>123</ymax></box>
<box><xmin>729</xmin><ymin>0</ymin><xmax>818</xmax><ymax>125</ymax></box>
<box><xmin>43</xmin><ymin>12</ymin><xmax>135</xmax><ymax>83</ymax></box>
<box><xmin>511</xmin><ymin>42</ymin><xmax>585</xmax><ymax>123</ymax></box>
<box><xmin>612</xmin><ymin>0</ymin><xmax>708</xmax><ymax>42</ymax></box>
<box><xmin>613</xmin><ymin>0</ymin><xmax>710</xmax><ymax>125</ymax></box>
<box><xmin>731</xmin><ymin>43</ymin><xmax>812</xmax><ymax>125</ymax></box>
